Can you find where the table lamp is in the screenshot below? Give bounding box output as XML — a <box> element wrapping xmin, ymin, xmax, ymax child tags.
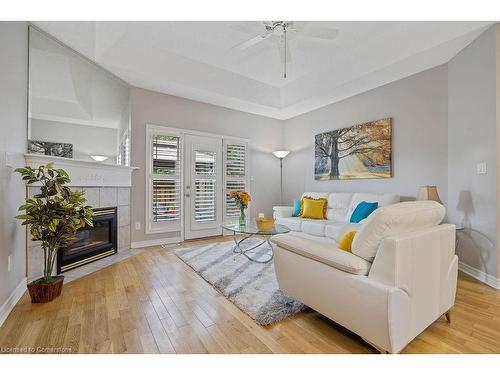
<box><xmin>416</xmin><ymin>185</ymin><xmax>442</xmax><ymax>204</ymax></box>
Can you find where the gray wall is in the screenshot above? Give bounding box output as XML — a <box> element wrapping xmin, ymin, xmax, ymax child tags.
<box><xmin>130</xmin><ymin>87</ymin><xmax>284</xmax><ymax>244</ymax></box>
<box><xmin>497</xmin><ymin>25</ymin><xmax>500</xmax><ymax>279</ymax></box>
<box><xmin>282</xmin><ymin>65</ymin><xmax>449</xmax><ymax>207</ymax></box>
<box><xmin>0</xmin><ymin>22</ymin><xmax>28</xmax><ymax>312</ymax></box>
<box><xmin>448</xmin><ymin>25</ymin><xmax>498</xmax><ymax>277</ymax></box>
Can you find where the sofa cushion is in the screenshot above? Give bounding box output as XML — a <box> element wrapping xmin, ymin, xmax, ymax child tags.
<box><xmin>347</xmin><ymin>193</ymin><xmax>400</xmax><ymax>218</ymax></box>
<box><xmin>325</xmin><ymin>222</ymin><xmax>361</xmax><ymax>242</ymax></box>
<box><xmin>275</xmin><ymin>217</ymin><xmax>302</xmax><ymax>231</ymax></box>
<box><xmin>271</xmin><ymin>233</ymin><xmax>372</xmax><ymax>275</ymax></box>
<box><xmin>301</xmin><ymin>220</ymin><xmax>327</xmax><ymax>236</ymax></box>
<box><xmin>284</xmin><ymin>231</ymin><xmax>338</xmax><ymax>245</ymax></box>
<box><xmin>300</xmin><ymin>219</ymin><xmax>341</xmax><ymax>236</ymax></box>
<box><xmin>352</xmin><ymin>201</ymin><xmax>446</xmax><ymax>262</ymax></box>
<box><xmin>326</xmin><ymin>193</ymin><xmax>353</xmax><ymax>221</ymax></box>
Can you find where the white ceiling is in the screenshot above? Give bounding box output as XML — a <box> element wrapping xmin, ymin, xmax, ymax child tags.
<box><xmin>34</xmin><ymin>21</ymin><xmax>492</xmax><ymax>120</ymax></box>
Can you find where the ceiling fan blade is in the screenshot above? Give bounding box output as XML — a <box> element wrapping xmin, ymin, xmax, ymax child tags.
<box><xmin>232</xmin><ymin>33</ymin><xmax>271</xmax><ymax>51</ymax></box>
<box><xmin>229</xmin><ymin>21</ymin><xmax>265</xmax><ymax>35</ymax></box>
<box><xmin>300</xmin><ymin>27</ymin><xmax>338</xmax><ymax>40</ymax></box>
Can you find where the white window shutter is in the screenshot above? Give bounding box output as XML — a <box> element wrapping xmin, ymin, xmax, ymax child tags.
<box><xmin>147</xmin><ymin>129</ymin><xmax>183</xmax><ymax>234</ymax></box>
<box><xmin>194</xmin><ymin>151</ymin><xmax>217</xmax><ymax>222</ymax></box>
<box><xmin>223</xmin><ymin>141</ymin><xmax>249</xmax><ymax>219</ymax></box>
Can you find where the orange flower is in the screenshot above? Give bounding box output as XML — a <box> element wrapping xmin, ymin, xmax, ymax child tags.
<box><xmin>229</xmin><ymin>191</ymin><xmax>251</xmax><ymax>208</ymax></box>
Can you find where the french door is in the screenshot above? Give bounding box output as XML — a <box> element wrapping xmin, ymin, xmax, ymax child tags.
<box><xmin>184</xmin><ymin>134</ymin><xmax>223</xmax><ymax>239</ymax></box>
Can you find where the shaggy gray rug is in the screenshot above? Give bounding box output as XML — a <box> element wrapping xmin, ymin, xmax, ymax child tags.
<box><xmin>175</xmin><ymin>240</ymin><xmax>305</xmax><ymax>325</ymax></box>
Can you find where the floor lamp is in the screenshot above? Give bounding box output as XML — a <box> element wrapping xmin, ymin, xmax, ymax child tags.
<box><xmin>272</xmin><ymin>150</ymin><xmax>290</xmax><ymax>205</ymax></box>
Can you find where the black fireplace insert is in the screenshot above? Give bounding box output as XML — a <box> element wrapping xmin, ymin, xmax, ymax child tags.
<box><xmin>57</xmin><ymin>207</ymin><xmax>117</xmax><ymax>273</ymax></box>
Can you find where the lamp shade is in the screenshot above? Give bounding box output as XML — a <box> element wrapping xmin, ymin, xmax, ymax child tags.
<box><xmin>272</xmin><ymin>150</ymin><xmax>290</xmax><ymax>159</ymax></box>
<box><xmin>416</xmin><ymin>185</ymin><xmax>442</xmax><ymax>204</ymax></box>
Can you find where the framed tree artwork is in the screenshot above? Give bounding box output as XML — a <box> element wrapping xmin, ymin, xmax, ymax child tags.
<box><xmin>28</xmin><ymin>140</ymin><xmax>73</xmax><ymax>159</ymax></box>
<box><xmin>314</xmin><ymin>118</ymin><xmax>392</xmax><ymax>180</ymax></box>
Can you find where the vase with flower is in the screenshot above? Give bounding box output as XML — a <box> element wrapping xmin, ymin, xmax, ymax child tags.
<box><xmin>229</xmin><ymin>191</ymin><xmax>251</xmax><ymax>226</ymax></box>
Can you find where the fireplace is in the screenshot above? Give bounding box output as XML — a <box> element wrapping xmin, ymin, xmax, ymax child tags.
<box><xmin>57</xmin><ymin>207</ymin><xmax>118</xmax><ymax>273</ymax></box>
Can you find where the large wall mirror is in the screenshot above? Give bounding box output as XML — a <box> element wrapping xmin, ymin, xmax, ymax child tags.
<box><xmin>28</xmin><ymin>26</ymin><xmax>130</xmax><ymax>165</ymax></box>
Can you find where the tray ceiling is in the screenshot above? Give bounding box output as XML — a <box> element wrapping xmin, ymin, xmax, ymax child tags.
<box><xmin>34</xmin><ymin>21</ymin><xmax>492</xmax><ymax>119</ymax></box>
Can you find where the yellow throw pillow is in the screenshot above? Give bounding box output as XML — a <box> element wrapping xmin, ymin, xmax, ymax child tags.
<box><xmin>300</xmin><ymin>196</ymin><xmax>327</xmax><ymax>219</ymax></box>
<box><xmin>338</xmin><ymin>231</ymin><xmax>357</xmax><ymax>252</ymax></box>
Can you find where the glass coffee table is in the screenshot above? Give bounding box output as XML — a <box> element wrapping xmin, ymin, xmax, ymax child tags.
<box><xmin>221</xmin><ymin>221</ymin><xmax>290</xmax><ymax>263</ymax></box>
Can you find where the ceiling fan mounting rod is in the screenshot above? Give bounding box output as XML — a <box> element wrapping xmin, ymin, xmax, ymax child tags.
<box><xmin>283</xmin><ymin>23</ymin><xmax>287</xmax><ymax>79</ymax></box>
<box><xmin>233</xmin><ymin>21</ymin><xmax>338</xmax><ymax>81</ymax></box>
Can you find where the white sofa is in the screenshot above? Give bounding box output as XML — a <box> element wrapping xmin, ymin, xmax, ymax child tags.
<box><xmin>273</xmin><ymin>192</ymin><xmax>400</xmax><ymax>242</ymax></box>
<box><xmin>271</xmin><ymin>198</ymin><xmax>458</xmax><ymax>354</ymax></box>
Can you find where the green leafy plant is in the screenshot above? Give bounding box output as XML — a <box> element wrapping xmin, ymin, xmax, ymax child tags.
<box><xmin>15</xmin><ymin>163</ymin><xmax>93</xmax><ymax>284</ymax></box>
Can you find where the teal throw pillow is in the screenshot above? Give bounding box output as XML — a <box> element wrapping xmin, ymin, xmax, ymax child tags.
<box><xmin>292</xmin><ymin>199</ymin><xmax>301</xmax><ymax>217</ymax></box>
<box><xmin>350</xmin><ymin>201</ymin><xmax>378</xmax><ymax>223</ymax></box>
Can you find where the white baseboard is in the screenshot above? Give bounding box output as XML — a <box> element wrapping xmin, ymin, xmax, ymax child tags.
<box><xmin>131</xmin><ymin>237</ymin><xmax>182</xmax><ymax>249</ymax></box>
<box><xmin>458</xmin><ymin>261</ymin><xmax>500</xmax><ymax>289</ymax></box>
<box><xmin>0</xmin><ymin>277</ymin><xmax>27</xmax><ymax>327</ymax></box>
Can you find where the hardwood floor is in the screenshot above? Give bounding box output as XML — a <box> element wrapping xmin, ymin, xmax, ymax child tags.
<box><xmin>1</xmin><ymin>236</ymin><xmax>500</xmax><ymax>354</ymax></box>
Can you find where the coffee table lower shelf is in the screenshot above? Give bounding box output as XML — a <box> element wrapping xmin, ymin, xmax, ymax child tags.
<box><xmin>231</xmin><ymin>232</ymin><xmax>274</xmax><ymax>264</ymax></box>
<box><xmin>221</xmin><ymin>221</ymin><xmax>291</xmax><ymax>264</ymax></box>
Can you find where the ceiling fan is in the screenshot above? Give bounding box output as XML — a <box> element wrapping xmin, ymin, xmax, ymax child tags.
<box><xmin>232</xmin><ymin>21</ymin><xmax>339</xmax><ymax>79</ymax></box>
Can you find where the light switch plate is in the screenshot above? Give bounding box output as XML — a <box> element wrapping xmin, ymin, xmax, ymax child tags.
<box><xmin>477</xmin><ymin>162</ymin><xmax>487</xmax><ymax>175</ymax></box>
<box><xmin>135</xmin><ymin>221</ymin><xmax>141</xmax><ymax>230</ymax></box>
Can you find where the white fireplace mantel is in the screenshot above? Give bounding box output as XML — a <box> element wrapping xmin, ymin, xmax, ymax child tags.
<box><xmin>24</xmin><ymin>154</ymin><xmax>138</xmax><ymax>187</ymax></box>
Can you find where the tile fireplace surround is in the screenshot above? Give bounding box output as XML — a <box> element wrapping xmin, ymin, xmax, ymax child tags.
<box><xmin>24</xmin><ymin>154</ymin><xmax>138</xmax><ymax>282</ymax></box>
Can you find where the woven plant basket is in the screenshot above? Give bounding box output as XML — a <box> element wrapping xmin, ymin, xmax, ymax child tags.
<box><xmin>27</xmin><ymin>276</ymin><xmax>64</xmax><ymax>303</ymax></box>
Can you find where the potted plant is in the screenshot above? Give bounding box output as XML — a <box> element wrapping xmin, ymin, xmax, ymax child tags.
<box><xmin>15</xmin><ymin>163</ymin><xmax>93</xmax><ymax>303</ymax></box>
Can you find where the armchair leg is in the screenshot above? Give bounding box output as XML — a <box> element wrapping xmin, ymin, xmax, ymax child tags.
<box><xmin>373</xmin><ymin>344</ymin><xmax>389</xmax><ymax>354</ymax></box>
<box><xmin>363</xmin><ymin>338</ymin><xmax>390</xmax><ymax>354</ymax></box>
<box><xmin>445</xmin><ymin>310</ymin><xmax>451</xmax><ymax>323</ymax></box>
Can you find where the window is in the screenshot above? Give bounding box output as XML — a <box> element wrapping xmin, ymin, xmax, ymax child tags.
<box><xmin>145</xmin><ymin>125</ymin><xmax>249</xmax><ymax>236</ymax></box>
<box><xmin>225</xmin><ymin>180</ymin><xmax>246</xmax><ymax>217</ymax></box>
<box><xmin>224</xmin><ymin>141</ymin><xmax>249</xmax><ymax>218</ymax></box>
<box><xmin>146</xmin><ymin>127</ymin><xmax>182</xmax><ymax>234</ymax></box>
<box><xmin>117</xmin><ymin>130</ymin><xmax>130</xmax><ymax>166</ymax></box>
<box><xmin>194</xmin><ymin>151</ymin><xmax>217</xmax><ymax>222</ymax></box>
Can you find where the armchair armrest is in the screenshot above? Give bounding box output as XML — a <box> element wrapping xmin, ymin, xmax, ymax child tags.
<box><xmin>273</xmin><ymin>206</ymin><xmax>294</xmax><ymax>219</ymax></box>
<box><xmin>367</xmin><ymin>224</ymin><xmax>458</xmax><ymax>353</ymax></box>
<box><xmin>368</xmin><ymin>224</ymin><xmax>458</xmax><ymax>319</ymax></box>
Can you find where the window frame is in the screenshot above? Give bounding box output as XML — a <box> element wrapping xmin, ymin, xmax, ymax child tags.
<box><xmin>193</xmin><ymin>149</ymin><xmax>218</xmax><ymax>223</ymax></box>
<box><xmin>223</xmin><ymin>138</ymin><xmax>250</xmax><ymax>221</ymax></box>
<box><xmin>145</xmin><ymin>124</ymin><xmax>249</xmax><ymax>238</ymax></box>
<box><xmin>145</xmin><ymin>125</ymin><xmax>184</xmax><ymax>235</ymax></box>
<box><xmin>117</xmin><ymin>128</ymin><xmax>130</xmax><ymax>166</ymax></box>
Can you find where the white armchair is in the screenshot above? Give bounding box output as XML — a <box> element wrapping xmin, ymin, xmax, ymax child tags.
<box><xmin>271</xmin><ymin>201</ymin><xmax>458</xmax><ymax>353</ymax></box>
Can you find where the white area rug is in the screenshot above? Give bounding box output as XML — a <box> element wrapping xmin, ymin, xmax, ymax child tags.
<box><xmin>175</xmin><ymin>240</ymin><xmax>305</xmax><ymax>325</ymax></box>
